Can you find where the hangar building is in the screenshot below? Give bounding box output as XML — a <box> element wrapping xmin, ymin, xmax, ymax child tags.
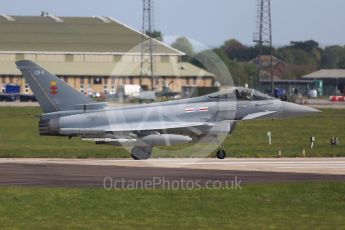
<box><xmin>0</xmin><ymin>14</ymin><xmax>214</xmax><ymax>95</ymax></box>
<box><xmin>302</xmin><ymin>69</ymin><xmax>345</xmax><ymax>95</ymax></box>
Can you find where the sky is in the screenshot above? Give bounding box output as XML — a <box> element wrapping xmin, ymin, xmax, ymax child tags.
<box><xmin>1</xmin><ymin>0</ymin><xmax>345</xmax><ymax>48</ymax></box>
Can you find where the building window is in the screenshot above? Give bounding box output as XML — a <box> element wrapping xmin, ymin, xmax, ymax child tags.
<box><xmin>193</xmin><ymin>77</ymin><xmax>197</xmax><ymax>85</ymax></box>
<box><xmin>80</xmin><ymin>84</ymin><xmax>84</xmax><ymax>94</ymax></box>
<box><xmin>161</xmin><ymin>77</ymin><xmax>167</xmax><ymax>86</ymax></box>
<box><xmin>111</xmin><ymin>77</ymin><xmax>115</xmax><ymax>85</ymax></box>
<box><xmin>104</xmin><ymin>85</ymin><xmax>108</xmax><ymax>93</ymax></box>
<box><xmin>1</xmin><ymin>76</ymin><xmax>6</xmax><ymax>84</ymax></box>
<box><xmin>104</xmin><ymin>77</ymin><xmax>108</xmax><ymax>85</ymax></box>
<box><xmin>129</xmin><ymin>77</ymin><xmax>134</xmax><ymax>84</ymax></box>
<box><xmin>64</xmin><ymin>77</ymin><xmax>68</xmax><ymax>83</ymax></box>
<box><xmin>113</xmin><ymin>56</ymin><xmax>121</xmax><ymax>62</ymax></box>
<box><xmin>110</xmin><ymin>85</ymin><xmax>115</xmax><ymax>94</ymax></box>
<box><xmin>9</xmin><ymin>76</ymin><xmax>14</xmax><ymax>84</ymax></box>
<box><xmin>65</xmin><ymin>54</ymin><xmax>74</xmax><ymax>62</ymax></box>
<box><xmin>161</xmin><ymin>56</ymin><xmax>169</xmax><ymax>63</ymax></box>
<box><xmin>186</xmin><ymin>78</ymin><xmax>190</xmax><ymax>85</ymax></box>
<box><xmin>88</xmin><ymin>78</ymin><xmax>92</xmax><ymax>84</ymax></box>
<box><xmin>94</xmin><ymin>77</ymin><xmax>102</xmax><ymax>85</ymax></box>
<box><xmin>24</xmin><ymin>84</ymin><xmax>29</xmax><ymax>94</ymax></box>
<box><xmin>80</xmin><ymin>77</ymin><xmax>85</xmax><ymax>84</ymax></box>
<box><xmin>122</xmin><ymin>78</ymin><xmax>127</xmax><ymax>85</ymax></box>
<box><xmin>16</xmin><ymin>54</ymin><xmax>25</xmax><ymax>61</ymax></box>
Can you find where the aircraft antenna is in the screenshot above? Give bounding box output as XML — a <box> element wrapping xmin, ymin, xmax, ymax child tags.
<box><xmin>140</xmin><ymin>0</ymin><xmax>155</xmax><ymax>90</ymax></box>
<box><xmin>253</xmin><ymin>0</ymin><xmax>273</xmax><ymax>94</ymax></box>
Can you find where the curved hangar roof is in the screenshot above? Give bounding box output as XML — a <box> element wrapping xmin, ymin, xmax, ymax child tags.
<box><xmin>302</xmin><ymin>69</ymin><xmax>345</xmax><ymax>79</ymax></box>
<box><xmin>0</xmin><ymin>14</ymin><xmax>183</xmax><ymax>55</ymax></box>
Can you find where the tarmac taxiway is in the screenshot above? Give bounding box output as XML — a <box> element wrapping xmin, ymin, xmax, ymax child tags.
<box><xmin>0</xmin><ymin>158</ymin><xmax>343</xmax><ymax>188</ymax></box>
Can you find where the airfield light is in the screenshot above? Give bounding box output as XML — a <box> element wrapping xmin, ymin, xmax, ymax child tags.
<box><xmin>267</xmin><ymin>131</ymin><xmax>272</xmax><ymax>145</ymax></box>
<box><xmin>330</xmin><ymin>137</ymin><xmax>339</xmax><ymax>147</ymax></box>
<box><xmin>310</xmin><ymin>136</ymin><xmax>315</xmax><ymax>149</ymax></box>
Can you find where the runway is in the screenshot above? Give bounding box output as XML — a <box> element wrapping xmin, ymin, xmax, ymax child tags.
<box><xmin>1</xmin><ymin>157</ymin><xmax>344</xmax><ymax>174</ymax></box>
<box><xmin>0</xmin><ymin>158</ymin><xmax>344</xmax><ymax>188</ymax></box>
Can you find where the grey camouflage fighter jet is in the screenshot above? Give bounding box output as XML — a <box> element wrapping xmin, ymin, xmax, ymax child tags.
<box><xmin>16</xmin><ymin>60</ymin><xmax>319</xmax><ymax>160</ymax></box>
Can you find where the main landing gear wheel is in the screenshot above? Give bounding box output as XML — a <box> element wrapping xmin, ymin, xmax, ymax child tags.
<box><xmin>216</xmin><ymin>149</ymin><xmax>226</xmax><ymax>159</ymax></box>
<box><xmin>131</xmin><ymin>146</ymin><xmax>152</xmax><ymax>160</ymax></box>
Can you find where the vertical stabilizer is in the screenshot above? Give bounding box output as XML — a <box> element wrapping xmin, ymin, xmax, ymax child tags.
<box><xmin>16</xmin><ymin>60</ymin><xmax>95</xmax><ymax>113</ymax></box>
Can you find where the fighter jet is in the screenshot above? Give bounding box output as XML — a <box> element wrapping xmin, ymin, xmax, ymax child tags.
<box><xmin>16</xmin><ymin>60</ymin><xmax>319</xmax><ymax>160</ymax></box>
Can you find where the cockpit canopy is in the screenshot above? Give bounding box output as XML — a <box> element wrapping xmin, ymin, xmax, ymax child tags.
<box><xmin>208</xmin><ymin>87</ymin><xmax>274</xmax><ymax>101</ymax></box>
<box><xmin>235</xmin><ymin>87</ymin><xmax>274</xmax><ymax>101</ymax></box>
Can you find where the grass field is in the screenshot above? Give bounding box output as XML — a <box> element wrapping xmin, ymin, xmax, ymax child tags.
<box><xmin>0</xmin><ymin>107</ymin><xmax>344</xmax><ymax>230</ymax></box>
<box><xmin>0</xmin><ymin>106</ymin><xmax>344</xmax><ymax>158</ymax></box>
<box><xmin>0</xmin><ymin>183</ymin><xmax>344</xmax><ymax>230</ymax></box>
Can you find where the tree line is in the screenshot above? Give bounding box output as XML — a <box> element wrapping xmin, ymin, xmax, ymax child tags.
<box><xmin>171</xmin><ymin>37</ymin><xmax>345</xmax><ymax>86</ymax></box>
<box><xmin>146</xmin><ymin>31</ymin><xmax>345</xmax><ymax>86</ymax></box>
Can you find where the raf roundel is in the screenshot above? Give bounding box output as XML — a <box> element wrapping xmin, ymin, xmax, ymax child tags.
<box><xmin>50</xmin><ymin>81</ymin><xmax>58</xmax><ymax>95</ymax></box>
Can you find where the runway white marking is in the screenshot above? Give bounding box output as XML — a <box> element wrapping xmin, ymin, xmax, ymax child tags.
<box><xmin>0</xmin><ymin>158</ymin><xmax>344</xmax><ymax>175</ymax></box>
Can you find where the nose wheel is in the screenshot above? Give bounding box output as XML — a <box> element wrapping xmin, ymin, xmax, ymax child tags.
<box><xmin>216</xmin><ymin>148</ymin><xmax>226</xmax><ymax>159</ymax></box>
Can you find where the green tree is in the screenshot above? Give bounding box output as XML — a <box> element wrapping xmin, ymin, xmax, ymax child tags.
<box><xmin>221</xmin><ymin>39</ymin><xmax>259</xmax><ymax>61</ymax></box>
<box><xmin>145</xmin><ymin>30</ymin><xmax>163</xmax><ymax>41</ymax></box>
<box><xmin>222</xmin><ymin>39</ymin><xmax>245</xmax><ymax>59</ymax></box>
<box><xmin>276</xmin><ymin>40</ymin><xmax>321</xmax><ymax>66</ymax></box>
<box><xmin>275</xmin><ymin>48</ymin><xmax>316</xmax><ymax>65</ymax></box>
<box><xmin>191</xmin><ymin>49</ymin><xmax>229</xmax><ymax>84</ymax></box>
<box><xmin>290</xmin><ymin>40</ymin><xmax>320</xmax><ymax>53</ymax></box>
<box><xmin>321</xmin><ymin>46</ymin><xmax>345</xmax><ymax>68</ymax></box>
<box><xmin>171</xmin><ymin>37</ymin><xmax>194</xmax><ymax>62</ymax></box>
<box><xmin>192</xmin><ymin>48</ymin><xmax>257</xmax><ymax>86</ymax></box>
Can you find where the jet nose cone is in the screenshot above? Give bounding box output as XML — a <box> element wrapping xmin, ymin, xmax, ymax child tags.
<box><xmin>280</xmin><ymin>101</ymin><xmax>320</xmax><ymax>118</ymax></box>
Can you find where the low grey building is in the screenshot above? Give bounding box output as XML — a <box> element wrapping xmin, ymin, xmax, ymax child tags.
<box><xmin>302</xmin><ymin>69</ymin><xmax>345</xmax><ymax>96</ymax></box>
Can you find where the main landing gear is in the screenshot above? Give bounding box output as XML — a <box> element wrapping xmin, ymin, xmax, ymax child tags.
<box><xmin>131</xmin><ymin>146</ymin><xmax>153</xmax><ymax>160</ymax></box>
<box><xmin>216</xmin><ymin>146</ymin><xmax>227</xmax><ymax>159</ymax></box>
<box><xmin>131</xmin><ymin>146</ymin><xmax>227</xmax><ymax>160</ymax></box>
